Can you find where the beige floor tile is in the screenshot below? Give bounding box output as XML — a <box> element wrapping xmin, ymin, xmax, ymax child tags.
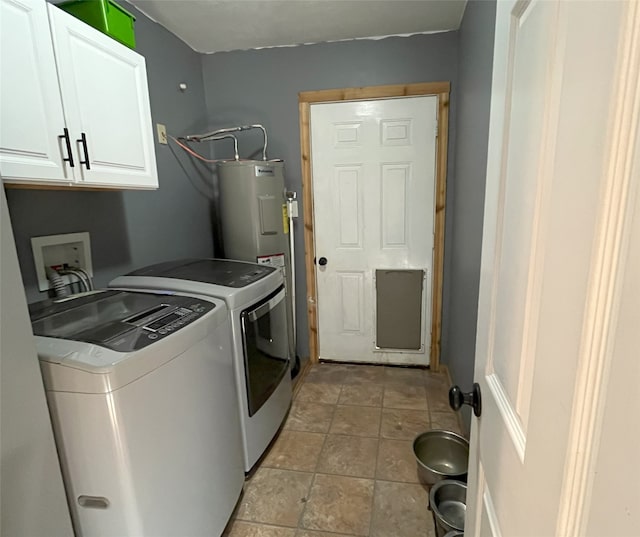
<box><xmin>427</xmin><ymin>391</ymin><xmax>454</xmax><ymax>413</ymax></box>
<box><xmin>306</xmin><ymin>363</ymin><xmax>388</xmax><ymax>385</ymax></box>
<box><xmin>383</xmin><ymin>385</ymin><xmax>429</xmax><ymax>410</ymax></box>
<box><xmin>338</xmin><ymin>384</ymin><xmax>384</xmax><ymax>407</ymax></box>
<box><xmin>425</xmin><ymin>374</ymin><xmax>452</xmax><ymax>411</ymax></box>
<box><xmin>339</xmin><ymin>364</ymin><xmax>386</xmax><ymax>385</ymax></box>
<box><xmin>316</xmin><ymin>434</ymin><xmax>379</xmax><ymax>478</ymax></box>
<box><xmin>380</xmin><ymin>408</ymin><xmax>429</xmax><ymax>440</ymax></box>
<box><xmin>236</xmin><ymin>468</ymin><xmax>313</xmax><ymax>527</ymax></box>
<box><xmin>233</xmin><ymin>362</ymin><xmax>455</xmax><ymax>537</ymax></box>
<box><xmin>384</xmin><ymin>366</ymin><xmax>428</xmax><ymax>387</ymax></box>
<box><xmin>224</xmin><ymin>521</ymin><xmax>297</xmax><ymax>537</ymax></box>
<box><xmin>284</xmin><ymin>402</ymin><xmax>335</xmax><ymax>433</ymax></box>
<box><xmin>370</xmin><ymin>481</ymin><xmax>434</xmax><ymax>537</ymax></box>
<box><xmin>301</xmin><ymin>474</ymin><xmax>374</xmax><ymax>536</ymax></box>
<box><xmin>424</xmin><ymin>371</ymin><xmax>450</xmax><ymax>390</ymax></box>
<box><xmin>329</xmin><ymin>405</ymin><xmax>381</xmax><ymax>437</ymax></box>
<box><xmin>296</xmin><ymin>383</ymin><xmax>342</xmax><ymax>404</ymax></box>
<box><xmin>430</xmin><ymin>411</ymin><xmax>463</xmax><ymax>434</ymax></box>
<box><xmin>375</xmin><ymin>438</ymin><xmax>421</xmax><ymax>483</ymax></box>
<box><xmin>262</xmin><ymin>431</ymin><xmax>326</xmax><ymax>472</ymax></box>
<box><xmin>295</xmin><ymin>531</ymin><xmax>354</xmax><ymax>537</ymax></box>
<box><xmin>304</xmin><ymin>364</ymin><xmax>353</xmax><ymax>385</ymax></box>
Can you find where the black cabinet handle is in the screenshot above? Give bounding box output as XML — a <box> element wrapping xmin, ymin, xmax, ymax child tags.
<box><xmin>449</xmin><ymin>383</ymin><xmax>482</xmax><ymax>417</ymax></box>
<box><xmin>58</xmin><ymin>128</ymin><xmax>75</xmax><ymax>167</ymax></box>
<box><xmin>77</xmin><ymin>132</ymin><xmax>91</xmax><ymax>170</ymax></box>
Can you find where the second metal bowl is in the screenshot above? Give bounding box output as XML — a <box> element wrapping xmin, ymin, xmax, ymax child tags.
<box><xmin>413</xmin><ymin>430</ymin><xmax>469</xmax><ymax>485</ymax></box>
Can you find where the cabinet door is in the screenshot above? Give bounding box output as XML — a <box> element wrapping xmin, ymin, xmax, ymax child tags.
<box><xmin>0</xmin><ymin>0</ymin><xmax>76</xmax><ymax>184</ymax></box>
<box><xmin>47</xmin><ymin>5</ymin><xmax>158</xmax><ymax>189</ymax></box>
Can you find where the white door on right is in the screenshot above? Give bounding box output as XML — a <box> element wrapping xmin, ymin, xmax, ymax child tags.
<box><xmin>311</xmin><ymin>96</ymin><xmax>437</xmax><ymax>366</ymax></box>
<box><xmin>466</xmin><ymin>1</ymin><xmax>639</xmax><ymax>536</ymax></box>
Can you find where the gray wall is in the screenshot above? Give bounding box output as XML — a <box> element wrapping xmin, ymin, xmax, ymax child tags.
<box><xmin>444</xmin><ymin>0</ymin><xmax>496</xmax><ymax>432</ymax></box>
<box><xmin>6</xmin><ymin>2</ymin><xmax>214</xmax><ymax>303</ymax></box>
<box><xmin>5</xmin><ymin>4</ymin><xmax>493</xmax><ymax>398</ymax></box>
<box><xmin>201</xmin><ymin>33</ymin><xmax>459</xmax><ymax>359</ymax></box>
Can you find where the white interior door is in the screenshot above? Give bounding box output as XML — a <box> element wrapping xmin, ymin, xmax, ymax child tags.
<box><xmin>466</xmin><ymin>1</ymin><xmax>639</xmax><ymax>536</ymax></box>
<box><xmin>311</xmin><ymin>96</ymin><xmax>437</xmax><ymax>365</ymax></box>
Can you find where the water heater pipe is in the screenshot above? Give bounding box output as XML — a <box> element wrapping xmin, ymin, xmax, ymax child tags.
<box><xmin>286</xmin><ymin>192</ymin><xmax>298</xmax><ymax>351</ymax></box>
<box><xmin>185</xmin><ymin>124</ymin><xmax>268</xmax><ymax>160</ymax></box>
<box><xmin>207</xmin><ymin>134</ymin><xmax>239</xmax><ymax>160</ymax></box>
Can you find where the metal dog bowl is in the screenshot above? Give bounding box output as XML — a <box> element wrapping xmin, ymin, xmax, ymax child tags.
<box><xmin>413</xmin><ymin>430</ymin><xmax>469</xmax><ymax>485</ymax></box>
<box><xmin>430</xmin><ymin>479</ymin><xmax>467</xmax><ymax>537</ymax></box>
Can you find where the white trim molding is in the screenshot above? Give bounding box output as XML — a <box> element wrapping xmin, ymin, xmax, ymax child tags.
<box><xmin>556</xmin><ymin>3</ymin><xmax>640</xmax><ymax>535</ymax></box>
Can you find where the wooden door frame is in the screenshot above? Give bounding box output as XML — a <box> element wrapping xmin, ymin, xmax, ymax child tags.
<box><xmin>298</xmin><ymin>81</ymin><xmax>450</xmax><ymax>371</ymax></box>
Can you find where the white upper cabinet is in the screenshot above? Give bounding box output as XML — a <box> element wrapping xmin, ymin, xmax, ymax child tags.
<box><xmin>0</xmin><ymin>0</ymin><xmax>158</xmax><ymax>189</ymax></box>
<box><xmin>0</xmin><ymin>0</ymin><xmax>72</xmax><ymax>183</ymax></box>
<box><xmin>48</xmin><ymin>5</ymin><xmax>157</xmax><ymax>188</ymax></box>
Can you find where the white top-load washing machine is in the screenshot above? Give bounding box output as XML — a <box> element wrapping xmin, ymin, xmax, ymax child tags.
<box><xmin>29</xmin><ymin>289</ymin><xmax>244</xmax><ymax>537</ymax></box>
<box><xmin>110</xmin><ymin>259</ymin><xmax>292</xmax><ymax>472</ymax></box>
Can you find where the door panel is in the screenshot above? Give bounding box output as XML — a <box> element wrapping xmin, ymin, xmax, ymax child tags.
<box><xmin>320</xmin><ymin>269</ymin><xmax>370</xmax><ymax>358</ymax></box>
<box><xmin>339</xmin><ymin>272</ymin><xmax>364</xmax><ymax>332</ymax></box>
<box><xmin>0</xmin><ymin>0</ymin><xmax>72</xmax><ymax>183</ymax></box>
<box><xmin>467</xmin><ymin>0</ymin><xmax>629</xmax><ymax>535</ymax></box>
<box><xmin>489</xmin><ymin>0</ymin><xmax>554</xmax><ymax>431</ymax></box>
<box><xmin>311</xmin><ymin>96</ymin><xmax>437</xmax><ymax>365</ymax></box>
<box><xmin>479</xmin><ymin>488</ymin><xmax>501</xmax><ymax>537</ymax></box>
<box><xmin>336</xmin><ymin>166</ymin><xmax>363</xmax><ymax>247</ymax></box>
<box><xmin>381</xmin><ymin>164</ymin><xmax>410</xmax><ymax>247</ymax></box>
<box><xmin>48</xmin><ymin>5</ymin><xmax>157</xmax><ymax>188</ymax></box>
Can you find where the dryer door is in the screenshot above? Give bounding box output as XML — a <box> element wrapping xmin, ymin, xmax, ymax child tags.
<box><xmin>241</xmin><ymin>286</ymin><xmax>289</xmax><ymax>416</ymax></box>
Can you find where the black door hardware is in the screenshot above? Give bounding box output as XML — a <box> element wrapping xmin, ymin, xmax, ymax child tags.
<box><xmin>58</xmin><ymin>128</ymin><xmax>75</xmax><ymax>167</ymax></box>
<box><xmin>449</xmin><ymin>383</ymin><xmax>482</xmax><ymax>417</ymax></box>
<box><xmin>77</xmin><ymin>132</ymin><xmax>91</xmax><ymax>170</ymax></box>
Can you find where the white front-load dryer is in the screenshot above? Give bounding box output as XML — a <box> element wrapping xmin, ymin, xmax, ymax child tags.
<box><xmin>29</xmin><ymin>289</ymin><xmax>244</xmax><ymax>537</ymax></box>
<box><xmin>110</xmin><ymin>259</ymin><xmax>292</xmax><ymax>473</ymax></box>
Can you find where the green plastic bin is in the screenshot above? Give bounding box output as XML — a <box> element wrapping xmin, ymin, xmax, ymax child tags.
<box><xmin>57</xmin><ymin>0</ymin><xmax>136</xmax><ymax>49</ymax></box>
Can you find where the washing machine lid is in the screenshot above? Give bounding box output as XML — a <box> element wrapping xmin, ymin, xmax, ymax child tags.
<box><xmin>110</xmin><ymin>258</ymin><xmax>284</xmax><ymax>310</ymax></box>
<box><xmin>30</xmin><ymin>290</ymin><xmax>216</xmax><ymax>353</ymax></box>
<box><xmin>125</xmin><ymin>258</ymin><xmax>275</xmax><ymax>287</ymax></box>
<box><xmin>31</xmin><ymin>290</ymin><xmax>229</xmax><ymax>394</ymax></box>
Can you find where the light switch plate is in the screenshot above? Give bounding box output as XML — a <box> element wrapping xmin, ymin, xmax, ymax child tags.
<box><xmin>157</xmin><ymin>123</ymin><xmax>167</xmax><ymax>145</ymax></box>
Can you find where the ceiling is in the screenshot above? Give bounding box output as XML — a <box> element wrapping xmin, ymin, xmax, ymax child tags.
<box><xmin>128</xmin><ymin>0</ymin><xmax>467</xmax><ymax>54</ymax></box>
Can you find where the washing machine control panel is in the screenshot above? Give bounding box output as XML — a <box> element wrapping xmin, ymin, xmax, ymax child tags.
<box><xmin>142</xmin><ymin>303</ymin><xmax>207</xmax><ymax>333</ymax></box>
<box><xmin>145</xmin><ymin>307</ymin><xmax>197</xmax><ymax>332</ymax></box>
<box><xmin>126</xmin><ymin>300</ymin><xmax>213</xmax><ymax>350</ymax></box>
<box><xmin>101</xmin><ymin>299</ymin><xmax>215</xmax><ymax>351</ymax></box>
<box><xmin>30</xmin><ymin>291</ymin><xmax>217</xmax><ymax>352</ymax></box>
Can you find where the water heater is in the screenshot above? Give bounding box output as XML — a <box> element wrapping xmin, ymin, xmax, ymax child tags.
<box><xmin>217</xmin><ymin>160</ymin><xmax>296</xmax><ymax>370</ymax></box>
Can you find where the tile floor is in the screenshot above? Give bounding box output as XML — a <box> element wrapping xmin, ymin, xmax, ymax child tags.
<box><xmin>224</xmin><ymin>362</ymin><xmax>464</xmax><ymax>537</ymax></box>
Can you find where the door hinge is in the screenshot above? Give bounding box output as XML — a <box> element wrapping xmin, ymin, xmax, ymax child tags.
<box><xmin>435</xmin><ymin>122</ymin><xmax>439</xmax><ymax>138</ymax></box>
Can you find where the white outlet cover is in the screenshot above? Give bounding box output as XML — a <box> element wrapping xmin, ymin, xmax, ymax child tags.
<box><xmin>31</xmin><ymin>232</ymin><xmax>93</xmax><ymax>292</ymax></box>
<box><xmin>157</xmin><ymin>123</ymin><xmax>167</xmax><ymax>145</ymax></box>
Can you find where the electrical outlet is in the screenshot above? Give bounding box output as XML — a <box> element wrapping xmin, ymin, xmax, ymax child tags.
<box><xmin>157</xmin><ymin>123</ymin><xmax>168</xmax><ymax>145</ymax></box>
<box><xmin>31</xmin><ymin>232</ymin><xmax>93</xmax><ymax>291</ymax></box>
